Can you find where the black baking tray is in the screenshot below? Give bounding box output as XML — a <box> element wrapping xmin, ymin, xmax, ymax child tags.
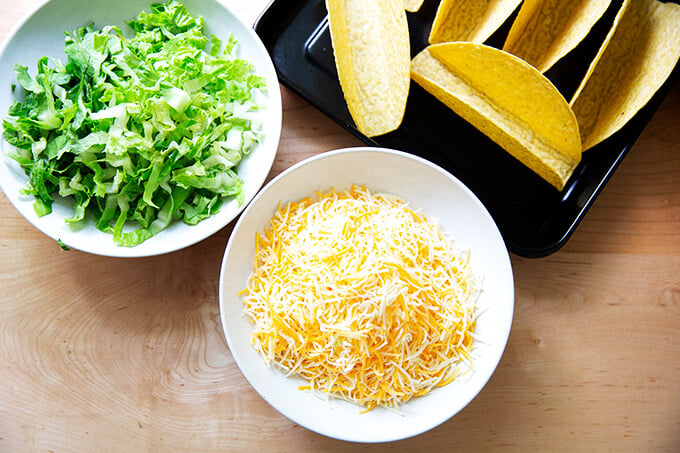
<box><xmin>253</xmin><ymin>0</ymin><xmax>680</xmax><ymax>258</ymax></box>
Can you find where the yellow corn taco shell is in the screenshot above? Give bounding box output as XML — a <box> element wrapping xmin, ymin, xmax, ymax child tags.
<box><xmin>429</xmin><ymin>0</ymin><xmax>522</xmax><ymax>44</ymax></box>
<box><xmin>405</xmin><ymin>0</ymin><xmax>424</xmax><ymax>13</ymax></box>
<box><xmin>326</xmin><ymin>0</ymin><xmax>410</xmax><ymax>137</ymax></box>
<box><xmin>411</xmin><ymin>43</ymin><xmax>582</xmax><ymax>190</ymax></box>
<box><xmin>570</xmin><ymin>0</ymin><xmax>680</xmax><ymax>151</ymax></box>
<box><xmin>503</xmin><ymin>0</ymin><xmax>612</xmax><ymax>73</ymax></box>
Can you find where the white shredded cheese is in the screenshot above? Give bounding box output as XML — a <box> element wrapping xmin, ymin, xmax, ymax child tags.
<box><xmin>242</xmin><ymin>185</ymin><xmax>479</xmax><ymax>410</ymax></box>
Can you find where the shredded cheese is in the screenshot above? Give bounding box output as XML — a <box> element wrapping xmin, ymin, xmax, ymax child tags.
<box><xmin>242</xmin><ymin>185</ymin><xmax>479</xmax><ymax>410</ymax></box>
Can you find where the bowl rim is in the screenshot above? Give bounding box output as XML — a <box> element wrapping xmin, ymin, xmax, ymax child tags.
<box><xmin>219</xmin><ymin>146</ymin><xmax>514</xmax><ymax>442</ymax></box>
<box><xmin>0</xmin><ymin>0</ymin><xmax>282</xmax><ymax>257</ymax></box>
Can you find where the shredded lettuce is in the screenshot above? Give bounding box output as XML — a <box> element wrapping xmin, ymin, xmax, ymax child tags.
<box><xmin>2</xmin><ymin>0</ymin><xmax>266</xmax><ymax>246</ymax></box>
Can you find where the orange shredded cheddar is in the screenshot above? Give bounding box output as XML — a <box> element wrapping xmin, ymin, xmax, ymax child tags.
<box><xmin>242</xmin><ymin>185</ymin><xmax>479</xmax><ymax>410</ymax></box>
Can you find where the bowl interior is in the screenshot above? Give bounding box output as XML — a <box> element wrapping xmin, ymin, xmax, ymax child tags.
<box><xmin>0</xmin><ymin>0</ymin><xmax>282</xmax><ymax>257</ymax></box>
<box><xmin>219</xmin><ymin>148</ymin><xmax>514</xmax><ymax>442</ymax></box>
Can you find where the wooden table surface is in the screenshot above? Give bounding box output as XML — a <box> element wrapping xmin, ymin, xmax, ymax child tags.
<box><xmin>1</xmin><ymin>1</ymin><xmax>679</xmax><ymax>451</ymax></box>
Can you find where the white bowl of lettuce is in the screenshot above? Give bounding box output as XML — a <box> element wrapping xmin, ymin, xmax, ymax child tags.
<box><xmin>0</xmin><ymin>0</ymin><xmax>281</xmax><ymax>257</ymax></box>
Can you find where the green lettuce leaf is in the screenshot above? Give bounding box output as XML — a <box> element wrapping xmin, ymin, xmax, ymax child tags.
<box><xmin>2</xmin><ymin>0</ymin><xmax>266</xmax><ymax>246</ymax></box>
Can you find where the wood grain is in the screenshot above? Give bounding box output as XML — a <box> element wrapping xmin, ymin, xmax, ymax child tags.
<box><xmin>1</xmin><ymin>1</ymin><xmax>679</xmax><ymax>451</ymax></box>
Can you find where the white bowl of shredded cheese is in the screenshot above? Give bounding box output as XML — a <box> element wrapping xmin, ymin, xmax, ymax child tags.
<box><xmin>219</xmin><ymin>147</ymin><xmax>514</xmax><ymax>442</ymax></box>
